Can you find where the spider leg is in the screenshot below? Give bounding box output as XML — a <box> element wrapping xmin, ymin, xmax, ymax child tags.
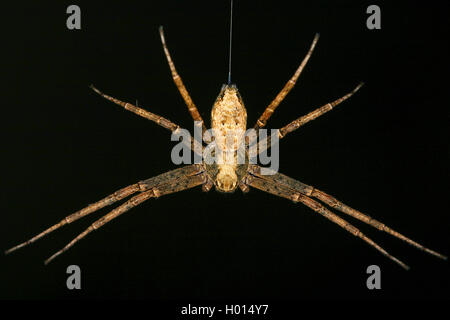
<box><xmin>159</xmin><ymin>26</ymin><xmax>208</xmax><ymax>139</ymax></box>
<box><xmin>310</xmin><ymin>188</ymin><xmax>447</xmax><ymax>260</ymax></box>
<box><xmin>5</xmin><ymin>165</ymin><xmax>204</xmax><ymax>258</ymax></box>
<box><xmin>44</xmin><ymin>191</ymin><xmax>153</xmax><ymax>265</ymax></box>
<box><xmin>44</xmin><ymin>164</ymin><xmax>206</xmax><ymax>264</ymax></box>
<box><xmin>278</xmin><ymin>82</ymin><xmax>364</xmax><ymax>139</ymax></box>
<box><xmin>5</xmin><ymin>183</ymin><xmax>141</xmax><ymax>255</ymax></box>
<box><xmin>298</xmin><ymin>194</ymin><xmax>411</xmax><ymax>270</ymax></box>
<box><xmin>90</xmin><ymin>85</ymin><xmax>200</xmax><ymax>152</ymax></box>
<box><xmin>244</xmin><ymin>171</ymin><xmax>410</xmax><ymax>270</ymax></box>
<box><xmin>90</xmin><ymin>85</ymin><xmax>179</xmax><ymax>132</ymax></box>
<box><xmin>255</xmin><ymin>83</ymin><xmax>363</xmax><ymax>155</ymax></box>
<box><xmin>254</xmin><ymin>33</ymin><xmax>319</xmax><ymax>130</ymax></box>
<box><xmin>247</xmin><ymin>166</ymin><xmax>447</xmax><ymax>261</ymax></box>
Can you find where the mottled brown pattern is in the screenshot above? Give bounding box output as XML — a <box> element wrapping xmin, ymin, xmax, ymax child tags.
<box><xmin>311</xmin><ymin>188</ymin><xmax>446</xmax><ymax>259</ymax></box>
<box><xmin>6</xmin><ymin>28</ymin><xmax>446</xmax><ymax>268</ymax></box>
<box><xmin>43</xmin><ymin>165</ymin><xmax>205</xmax><ymax>264</ymax></box>
<box><xmin>245</xmin><ymin>165</ymin><xmax>447</xmax><ymax>268</ymax></box>
<box><xmin>139</xmin><ymin>165</ymin><xmax>203</xmax><ymax>191</ymax></box>
<box><xmin>248</xmin><ymin>165</ymin><xmax>313</xmax><ymax>196</ymax></box>
<box><xmin>4</xmin><ymin>183</ymin><xmax>141</xmax><ymax>255</ymax></box>
<box><xmin>247</xmin><ymin>170</ymin><xmax>410</xmax><ymax>270</ymax></box>
<box><xmin>211</xmin><ymin>84</ymin><xmax>247</xmax><ymax>192</ymax></box>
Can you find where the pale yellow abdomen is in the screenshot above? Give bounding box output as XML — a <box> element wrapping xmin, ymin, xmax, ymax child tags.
<box><xmin>210</xmin><ymin>84</ymin><xmax>247</xmax><ymax>192</ymax></box>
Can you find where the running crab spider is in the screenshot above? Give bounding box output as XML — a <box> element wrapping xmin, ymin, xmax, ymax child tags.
<box><xmin>5</xmin><ymin>26</ymin><xmax>446</xmax><ymax>269</ymax></box>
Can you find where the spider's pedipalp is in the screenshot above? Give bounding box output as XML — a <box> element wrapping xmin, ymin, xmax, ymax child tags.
<box><xmin>254</xmin><ymin>33</ymin><xmax>320</xmax><ymax>130</ymax></box>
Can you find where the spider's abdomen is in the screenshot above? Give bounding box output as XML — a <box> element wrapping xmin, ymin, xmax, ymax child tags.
<box><xmin>210</xmin><ymin>84</ymin><xmax>247</xmax><ymax>192</ymax></box>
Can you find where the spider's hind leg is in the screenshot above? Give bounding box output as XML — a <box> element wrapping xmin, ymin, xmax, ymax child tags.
<box><xmin>246</xmin><ymin>172</ymin><xmax>410</xmax><ymax>270</ymax></box>
<box><xmin>44</xmin><ymin>190</ymin><xmax>154</xmax><ymax>265</ymax></box>
<box><xmin>245</xmin><ymin>166</ymin><xmax>447</xmax><ymax>269</ymax></box>
<box><xmin>5</xmin><ymin>183</ymin><xmax>142</xmax><ymax>255</ymax></box>
<box><xmin>44</xmin><ymin>165</ymin><xmax>206</xmax><ymax>264</ymax></box>
<box><xmin>310</xmin><ymin>188</ymin><xmax>447</xmax><ymax>260</ymax></box>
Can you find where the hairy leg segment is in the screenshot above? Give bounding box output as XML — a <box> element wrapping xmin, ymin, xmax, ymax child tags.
<box><xmin>6</xmin><ymin>165</ymin><xmax>207</xmax><ymax>264</ymax></box>
<box><xmin>242</xmin><ymin>165</ymin><xmax>447</xmax><ymax>270</ymax></box>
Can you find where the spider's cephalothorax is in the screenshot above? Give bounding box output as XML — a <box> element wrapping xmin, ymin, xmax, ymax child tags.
<box><xmin>5</xmin><ymin>26</ymin><xmax>446</xmax><ymax>269</ymax></box>
<box><xmin>210</xmin><ymin>84</ymin><xmax>247</xmax><ymax>193</ymax></box>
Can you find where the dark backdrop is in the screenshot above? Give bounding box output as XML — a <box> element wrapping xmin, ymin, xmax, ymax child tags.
<box><xmin>1</xmin><ymin>0</ymin><xmax>449</xmax><ymax>304</ymax></box>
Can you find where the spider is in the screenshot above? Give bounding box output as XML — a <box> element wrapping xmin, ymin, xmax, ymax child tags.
<box><xmin>5</xmin><ymin>26</ymin><xmax>446</xmax><ymax>269</ymax></box>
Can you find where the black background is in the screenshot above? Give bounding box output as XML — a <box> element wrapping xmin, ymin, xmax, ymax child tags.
<box><xmin>1</xmin><ymin>0</ymin><xmax>449</xmax><ymax>304</ymax></box>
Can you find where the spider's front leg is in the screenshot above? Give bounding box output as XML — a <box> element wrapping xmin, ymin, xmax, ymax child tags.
<box><xmin>254</xmin><ymin>33</ymin><xmax>320</xmax><ymax>130</ymax></box>
<box><xmin>256</xmin><ymin>82</ymin><xmax>363</xmax><ymax>155</ymax></box>
<box><xmin>242</xmin><ymin>165</ymin><xmax>446</xmax><ymax>269</ymax></box>
<box><xmin>90</xmin><ymin>85</ymin><xmax>202</xmax><ymax>153</ymax></box>
<box><xmin>6</xmin><ymin>165</ymin><xmax>207</xmax><ymax>264</ymax></box>
<box><xmin>5</xmin><ymin>183</ymin><xmax>141</xmax><ymax>255</ymax></box>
